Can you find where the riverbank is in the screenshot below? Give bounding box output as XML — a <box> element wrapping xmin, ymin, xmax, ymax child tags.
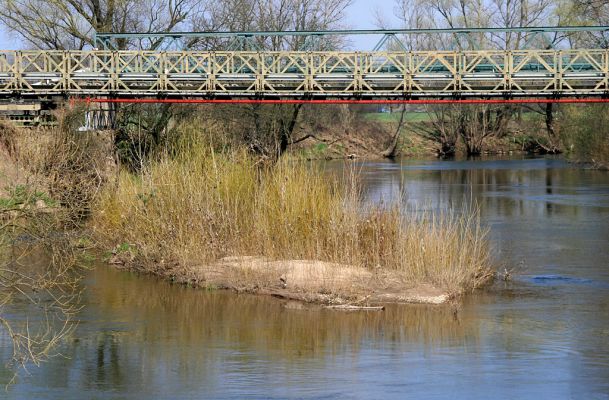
<box><xmin>291</xmin><ymin>110</ymin><xmax>556</xmax><ymax>160</ymax></box>
<box><xmin>0</xmin><ymin>123</ymin><xmax>91</xmax><ymax>374</ymax></box>
<box><xmin>109</xmin><ymin>255</ymin><xmax>453</xmax><ymax>306</ymax></box>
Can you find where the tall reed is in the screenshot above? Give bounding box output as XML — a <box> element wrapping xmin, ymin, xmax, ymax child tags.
<box><xmin>93</xmin><ymin>125</ymin><xmax>494</xmax><ymax>294</ymax></box>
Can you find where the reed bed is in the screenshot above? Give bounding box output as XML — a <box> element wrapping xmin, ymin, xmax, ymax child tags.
<box><xmin>92</xmin><ymin>132</ymin><xmax>494</xmax><ymax>295</ymax></box>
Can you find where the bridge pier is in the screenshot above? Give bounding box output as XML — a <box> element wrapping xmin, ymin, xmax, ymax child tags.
<box><xmin>82</xmin><ymin>102</ymin><xmax>116</xmax><ymax>131</ymax></box>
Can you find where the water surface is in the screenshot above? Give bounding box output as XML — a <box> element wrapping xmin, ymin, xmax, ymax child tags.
<box><xmin>3</xmin><ymin>156</ymin><xmax>609</xmax><ymax>399</ymax></box>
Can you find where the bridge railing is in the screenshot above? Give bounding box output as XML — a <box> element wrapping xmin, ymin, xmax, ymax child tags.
<box><xmin>0</xmin><ymin>49</ymin><xmax>608</xmax><ymax>98</ymax></box>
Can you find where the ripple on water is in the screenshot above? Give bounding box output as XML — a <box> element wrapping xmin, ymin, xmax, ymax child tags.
<box><xmin>525</xmin><ymin>274</ymin><xmax>609</xmax><ymax>289</ymax></box>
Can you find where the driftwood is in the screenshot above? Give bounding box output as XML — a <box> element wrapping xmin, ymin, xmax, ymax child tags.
<box><xmin>256</xmin><ymin>288</ymin><xmax>385</xmax><ymax>311</ymax></box>
<box><xmin>256</xmin><ymin>288</ymin><xmax>315</xmax><ymax>303</ymax></box>
<box><xmin>324</xmin><ymin>305</ymin><xmax>385</xmax><ymax>311</ymax></box>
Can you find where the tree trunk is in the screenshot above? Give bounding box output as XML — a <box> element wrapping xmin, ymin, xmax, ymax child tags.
<box><xmin>439</xmin><ymin>142</ymin><xmax>456</xmax><ymax>158</ymax></box>
<box><xmin>545</xmin><ymin>103</ymin><xmax>555</xmax><ymax>137</ymax></box>
<box><xmin>278</xmin><ymin>104</ymin><xmax>303</xmax><ymax>157</ymax></box>
<box><xmin>150</xmin><ymin>104</ymin><xmax>174</xmax><ymax>144</ymax></box>
<box><xmin>382</xmin><ymin>108</ymin><xmax>407</xmax><ymax>159</ymax></box>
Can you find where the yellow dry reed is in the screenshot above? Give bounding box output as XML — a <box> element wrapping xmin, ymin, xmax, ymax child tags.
<box><xmin>92</xmin><ymin>130</ymin><xmax>494</xmax><ymax>295</ymax></box>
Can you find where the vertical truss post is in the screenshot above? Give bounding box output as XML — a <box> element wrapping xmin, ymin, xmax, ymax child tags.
<box><xmin>505</xmin><ymin>51</ymin><xmax>513</xmax><ymax>93</ymax></box>
<box><xmin>603</xmin><ymin>50</ymin><xmax>609</xmax><ymax>92</ymax></box>
<box><xmin>557</xmin><ymin>50</ymin><xmax>563</xmax><ymax>92</ymax></box>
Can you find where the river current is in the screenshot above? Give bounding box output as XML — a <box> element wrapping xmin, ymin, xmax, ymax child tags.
<box><xmin>3</xmin><ymin>156</ymin><xmax>609</xmax><ymax>399</ymax></box>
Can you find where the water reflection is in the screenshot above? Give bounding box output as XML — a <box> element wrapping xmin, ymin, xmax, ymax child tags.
<box><xmin>7</xmin><ymin>267</ymin><xmax>485</xmax><ymax>399</ymax></box>
<box><xmin>348</xmin><ymin>157</ymin><xmax>609</xmax><ymax>216</ymax></box>
<box><xmin>85</xmin><ymin>266</ymin><xmax>481</xmax><ymax>358</ymax></box>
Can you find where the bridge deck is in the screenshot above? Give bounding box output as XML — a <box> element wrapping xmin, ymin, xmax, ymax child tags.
<box><xmin>1</xmin><ymin>49</ymin><xmax>608</xmax><ymax>99</ymax></box>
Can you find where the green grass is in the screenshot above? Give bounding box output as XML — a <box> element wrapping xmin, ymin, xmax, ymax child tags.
<box><xmin>0</xmin><ymin>184</ymin><xmax>57</xmax><ymax>209</ymax></box>
<box><xmin>363</xmin><ymin>111</ymin><xmax>547</xmax><ymax>124</ymax></box>
<box><xmin>295</xmin><ymin>141</ymin><xmax>338</xmax><ymax>160</ymax></box>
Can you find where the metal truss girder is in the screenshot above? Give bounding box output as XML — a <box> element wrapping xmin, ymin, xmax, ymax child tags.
<box><xmin>1</xmin><ymin>49</ymin><xmax>609</xmax><ymax>99</ymax></box>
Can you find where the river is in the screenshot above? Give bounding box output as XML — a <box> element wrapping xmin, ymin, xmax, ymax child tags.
<box><xmin>3</xmin><ymin>156</ymin><xmax>609</xmax><ymax>399</ymax></box>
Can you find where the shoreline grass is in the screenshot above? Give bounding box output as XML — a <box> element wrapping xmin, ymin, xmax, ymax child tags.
<box><xmin>92</xmin><ymin>127</ymin><xmax>494</xmax><ymax>297</ymax></box>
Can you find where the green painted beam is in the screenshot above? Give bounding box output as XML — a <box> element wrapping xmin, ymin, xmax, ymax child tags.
<box><xmin>95</xmin><ymin>25</ymin><xmax>609</xmax><ymax>41</ymax></box>
<box><xmin>94</xmin><ymin>26</ymin><xmax>609</xmax><ymax>51</ymax></box>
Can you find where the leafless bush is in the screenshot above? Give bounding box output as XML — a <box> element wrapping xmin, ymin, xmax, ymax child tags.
<box><xmin>41</xmin><ymin>109</ymin><xmax>112</xmax><ymax>225</ymax></box>
<box><xmin>0</xmin><ymin>112</ymin><xmax>109</xmax><ymax>382</ymax></box>
<box><xmin>0</xmin><ymin>190</ymin><xmax>85</xmax><ymax>383</ymax></box>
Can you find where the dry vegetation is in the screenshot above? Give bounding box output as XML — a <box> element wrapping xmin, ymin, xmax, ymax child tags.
<box><xmin>92</xmin><ymin>123</ymin><xmax>494</xmax><ymax>302</ymax></box>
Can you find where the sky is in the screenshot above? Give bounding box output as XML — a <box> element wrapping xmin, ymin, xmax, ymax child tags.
<box><xmin>347</xmin><ymin>0</ymin><xmax>399</xmax><ymax>49</ymax></box>
<box><xmin>0</xmin><ymin>0</ymin><xmax>398</xmax><ymax>50</ymax></box>
<box><xmin>348</xmin><ymin>0</ymin><xmax>397</xmax><ymax>28</ymax></box>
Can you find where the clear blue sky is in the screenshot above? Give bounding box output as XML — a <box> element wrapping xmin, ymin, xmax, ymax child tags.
<box><xmin>0</xmin><ymin>0</ymin><xmax>397</xmax><ymax>50</ymax></box>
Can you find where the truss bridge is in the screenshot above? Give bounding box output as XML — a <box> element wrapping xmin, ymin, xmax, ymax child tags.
<box><xmin>2</xmin><ymin>26</ymin><xmax>609</xmax><ymax>128</ymax></box>
<box><xmin>1</xmin><ymin>48</ymin><xmax>609</xmax><ymax>102</ymax></box>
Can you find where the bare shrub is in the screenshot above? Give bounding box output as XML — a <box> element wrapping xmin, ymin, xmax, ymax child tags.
<box><xmin>0</xmin><ymin>182</ymin><xmax>85</xmax><ymax>382</ymax></box>
<box><xmin>0</xmin><ymin>112</ymin><xmax>110</xmax><ymax>381</ymax></box>
<box><xmin>560</xmin><ymin>104</ymin><xmax>609</xmax><ymax>168</ymax></box>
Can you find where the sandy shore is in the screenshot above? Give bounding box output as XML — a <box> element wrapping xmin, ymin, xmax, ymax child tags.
<box><xmin>111</xmin><ymin>255</ymin><xmax>451</xmax><ymax>307</ymax></box>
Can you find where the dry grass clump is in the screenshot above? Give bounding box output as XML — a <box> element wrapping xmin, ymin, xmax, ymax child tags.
<box><xmin>93</xmin><ymin>129</ymin><xmax>493</xmax><ymax>295</ymax></box>
<box><xmin>93</xmin><ymin>138</ymin><xmax>493</xmax><ymax>294</ymax></box>
<box><xmin>3</xmin><ymin>110</ymin><xmax>115</xmax><ymax>224</ymax></box>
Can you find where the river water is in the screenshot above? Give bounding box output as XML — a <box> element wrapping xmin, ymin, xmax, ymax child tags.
<box><xmin>3</xmin><ymin>156</ymin><xmax>609</xmax><ymax>399</ymax></box>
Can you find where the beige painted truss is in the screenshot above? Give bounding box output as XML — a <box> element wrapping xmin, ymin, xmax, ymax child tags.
<box><xmin>0</xmin><ymin>49</ymin><xmax>608</xmax><ymax>98</ymax></box>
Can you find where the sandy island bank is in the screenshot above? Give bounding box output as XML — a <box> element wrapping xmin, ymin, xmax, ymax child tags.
<box><xmin>110</xmin><ymin>255</ymin><xmax>456</xmax><ymax>307</ymax></box>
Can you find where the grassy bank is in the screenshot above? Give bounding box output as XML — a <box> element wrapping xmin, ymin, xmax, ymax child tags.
<box><xmin>561</xmin><ymin>105</ymin><xmax>609</xmax><ymax>169</ymax></box>
<box><xmin>92</xmin><ymin>128</ymin><xmax>494</xmax><ymax>299</ymax></box>
<box><xmin>363</xmin><ymin>111</ymin><xmax>432</xmax><ymax>123</ymax></box>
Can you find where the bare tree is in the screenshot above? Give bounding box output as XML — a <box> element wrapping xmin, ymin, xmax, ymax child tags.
<box><xmin>391</xmin><ymin>0</ymin><xmax>558</xmax><ymax>156</ymax></box>
<box><xmin>415</xmin><ymin>107</ymin><xmax>460</xmax><ymax>157</ymax></box>
<box><xmin>0</xmin><ymin>117</ymin><xmax>100</xmax><ymax>382</ymax></box>
<box><xmin>0</xmin><ymin>217</ymin><xmax>83</xmax><ymax>383</ymax></box>
<box><xmin>563</xmin><ymin>0</ymin><xmax>609</xmax><ymax>48</ymax></box>
<box><xmin>199</xmin><ymin>0</ymin><xmax>354</xmax><ymax>159</ymax></box>
<box><xmin>0</xmin><ymin>0</ymin><xmax>211</xmax><ymax>171</ymax></box>
<box><xmin>0</xmin><ymin>0</ymin><xmax>354</xmax><ymax>160</ymax></box>
<box><xmin>0</xmin><ymin>0</ymin><xmax>206</xmax><ymax>50</ymax></box>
